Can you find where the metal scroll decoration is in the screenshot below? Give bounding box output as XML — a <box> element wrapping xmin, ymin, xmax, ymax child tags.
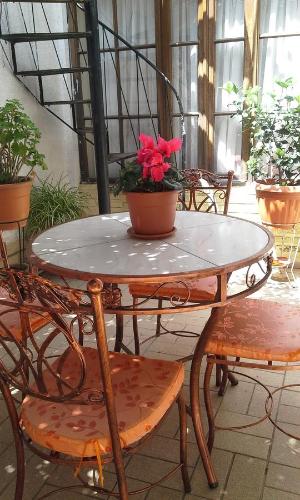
<box><xmin>178</xmin><ymin>169</ymin><xmax>229</xmax><ymax>213</ymax></box>
<box><xmin>0</xmin><ymin>269</ymin><xmax>106</xmax><ymax>404</ymax></box>
<box><xmin>245</xmin><ymin>254</ymin><xmax>273</xmax><ymax>289</ymax></box>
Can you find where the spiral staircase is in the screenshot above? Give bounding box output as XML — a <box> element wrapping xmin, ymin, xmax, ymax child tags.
<box><xmin>0</xmin><ymin>0</ymin><xmax>185</xmax><ymax>213</ymax></box>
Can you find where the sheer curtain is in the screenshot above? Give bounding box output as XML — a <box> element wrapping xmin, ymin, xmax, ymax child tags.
<box><xmin>215</xmin><ymin>0</ymin><xmax>300</xmax><ymax>176</ymax></box>
<box><xmin>260</xmin><ymin>0</ymin><xmax>300</xmax><ymax>93</ymax></box>
<box><xmin>214</xmin><ymin>0</ymin><xmax>244</xmax><ymax>175</ymax></box>
<box><xmin>171</xmin><ymin>0</ymin><xmax>198</xmax><ymax>168</ymax></box>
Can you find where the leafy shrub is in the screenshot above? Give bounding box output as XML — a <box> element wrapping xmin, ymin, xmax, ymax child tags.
<box><xmin>26</xmin><ymin>178</ymin><xmax>87</xmax><ymax>237</ymax></box>
<box><xmin>225</xmin><ymin>78</ymin><xmax>300</xmax><ymax>185</ymax></box>
<box><xmin>0</xmin><ymin>99</ymin><xmax>46</xmax><ymax>183</ymax></box>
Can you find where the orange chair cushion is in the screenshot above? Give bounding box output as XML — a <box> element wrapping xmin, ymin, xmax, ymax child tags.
<box><xmin>0</xmin><ymin>289</ymin><xmax>49</xmax><ymax>340</ymax></box>
<box><xmin>205</xmin><ymin>298</ymin><xmax>300</xmax><ymax>362</ymax></box>
<box><xmin>21</xmin><ymin>347</ymin><xmax>184</xmax><ymax>458</ymax></box>
<box><xmin>129</xmin><ymin>276</ymin><xmax>217</xmax><ymax>302</ymax></box>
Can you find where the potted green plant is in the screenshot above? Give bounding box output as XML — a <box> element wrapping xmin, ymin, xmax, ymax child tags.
<box><xmin>0</xmin><ymin>99</ymin><xmax>46</xmax><ymax>230</ymax></box>
<box><xmin>26</xmin><ymin>178</ymin><xmax>87</xmax><ymax>237</ymax></box>
<box><xmin>114</xmin><ymin>133</ymin><xmax>182</xmax><ymax>237</ymax></box>
<box><xmin>225</xmin><ymin>78</ymin><xmax>300</xmax><ymax>226</ymax></box>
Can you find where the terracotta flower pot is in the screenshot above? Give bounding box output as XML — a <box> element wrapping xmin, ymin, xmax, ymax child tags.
<box><xmin>0</xmin><ymin>178</ymin><xmax>32</xmax><ymax>230</ymax></box>
<box><xmin>126</xmin><ymin>191</ymin><xmax>179</xmax><ymax>236</ymax></box>
<box><xmin>256</xmin><ymin>183</ymin><xmax>300</xmax><ymax>227</ymax></box>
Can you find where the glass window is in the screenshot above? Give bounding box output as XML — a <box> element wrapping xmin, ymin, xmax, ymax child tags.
<box><xmin>214</xmin><ymin>115</ymin><xmax>242</xmax><ymax>175</ymax></box>
<box><xmin>172</xmin><ymin>45</ymin><xmax>198</xmax><ymax>112</ymax></box>
<box><xmin>171</xmin><ymin>0</ymin><xmax>198</xmax><ymax>43</ymax></box>
<box><xmin>117</xmin><ymin>0</ymin><xmax>155</xmax><ymax>45</ymax></box>
<box><xmin>215</xmin><ymin>42</ymin><xmax>244</xmax><ymax>112</ymax></box>
<box><xmin>119</xmin><ymin>48</ymin><xmax>157</xmax><ymax>115</ymax></box>
<box><xmin>173</xmin><ymin>116</ymin><xmax>198</xmax><ymax>169</ymax></box>
<box><xmin>260</xmin><ymin>0</ymin><xmax>300</xmax><ymax>35</ymax></box>
<box><xmin>216</xmin><ymin>0</ymin><xmax>244</xmax><ymax>39</ymax></box>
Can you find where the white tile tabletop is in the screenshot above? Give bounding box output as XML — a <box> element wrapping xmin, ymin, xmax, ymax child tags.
<box><xmin>31</xmin><ymin>212</ymin><xmax>273</xmax><ymax>283</ymax></box>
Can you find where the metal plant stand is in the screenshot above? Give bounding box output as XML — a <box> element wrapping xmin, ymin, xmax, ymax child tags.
<box><xmin>264</xmin><ymin>222</ymin><xmax>300</xmax><ymax>285</ymax></box>
<box><xmin>0</xmin><ymin>219</ymin><xmax>27</xmax><ymax>269</ymax></box>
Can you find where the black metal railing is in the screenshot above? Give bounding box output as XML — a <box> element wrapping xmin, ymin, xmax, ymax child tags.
<box><xmin>0</xmin><ymin>0</ymin><xmax>186</xmax><ymax>212</ymax></box>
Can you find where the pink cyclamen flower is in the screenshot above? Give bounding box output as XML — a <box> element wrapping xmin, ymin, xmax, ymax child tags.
<box><xmin>147</xmin><ymin>151</ymin><xmax>164</xmax><ymax>167</ymax></box>
<box><xmin>157</xmin><ymin>137</ymin><xmax>171</xmax><ymax>158</ymax></box>
<box><xmin>139</xmin><ymin>133</ymin><xmax>155</xmax><ymax>150</ymax></box>
<box><xmin>142</xmin><ymin>165</ymin><xmax>150</xmax><ymax>179</ymax></box>
<box><xmin>167</xmin><ymin>137</ymin><xmax>182</xmax><ymax>154</ymax></box>
<box><xmin>150</xmin><ymin>165</ymin><xmax>165</xmax><ymax>182</ymax></box>
<box><xmin>157</xmin><ymin>136</ymin><xmax>182</xmax><ymax>158</ymax></box>
<box><xmin>137</xmin><ymin>147</ymin><xmax>154</xmax><ymax>165</ymax></box>
<box><xmin>136</xmin><ymin>133</ymin><xmax>182</xmax><ymax>183</ymax></box>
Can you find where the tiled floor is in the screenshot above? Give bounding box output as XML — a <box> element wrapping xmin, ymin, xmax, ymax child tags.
<box><xmin>0</xmin><ymin>270</ymin><xmax>300</xmax><ymax>499</ymax></box>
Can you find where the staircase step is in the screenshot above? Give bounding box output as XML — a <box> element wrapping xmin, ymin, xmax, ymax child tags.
<box><xmin>17</xmin><ymin>67</ymin><xmax>90</xmax><ymax>76</ymax></box>
<box><xmin>1</xmin><ymin>32</ymin><xmax>91</xmax><ymax>43</ymax></box>
<box><xmin>44</xmin><ymin>99</ymin><xmax>91</xmax><ymax>106</ymax></box>
<box><xmin>4</xmin><ymin>1</ymin><xmax>88</xmax><ymax>3</ymax></box>
<box><xmin>108</xmin><ymin>152</ymin><xmax>136</xmax><ymax>164</ymax></box>
<box><xmin>78</xmin><ymin>127</ymin><xmax>93</xmax><ymax>133</ymax></box>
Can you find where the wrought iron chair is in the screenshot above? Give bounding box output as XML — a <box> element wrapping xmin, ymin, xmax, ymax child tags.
<box><xmin>0</xmin><ymin>231</ymin><xmax>50</xmax><ymax>341</ymax></box>
<box><xmin>0</xmin><ymin>269</ymin><xmax>190</xmax><ymax>499</ymax></box>
<box><xmin>125</xmin><ymin>169</ymin><xmax>234</xmax><ymax>359</ymax></box>
<box><xmin>195</xmin><ymin>297</ymin><xmax>300</xmax><ymax>479</ymax></box>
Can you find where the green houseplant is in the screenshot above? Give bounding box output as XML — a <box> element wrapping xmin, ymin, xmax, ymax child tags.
<box><xmin>0</xmin><ymin>99</ymin><xmax>46</xmax><ymax>229</ymax></box>
<box><xmin>225</xmin><ymin>79</ymin><xmax>300</xmax><ymax>226</ymax></box>
<box><xmin>26</xmin><ymin>178</ymin><xmax>87</xmax><ymax>237</ymax></box>
<box><xmin>114</xmin><ymin>133</ymin><xmax>182</xmax><ymax>236</ymax></box>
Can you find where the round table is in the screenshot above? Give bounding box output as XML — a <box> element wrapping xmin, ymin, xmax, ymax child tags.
<box><xmin>30</xmin><ymin>211</ymin><xmax>274</xmax><ymax>489</ymax></box>
<box><xmin>31</xmin><ymin>211</ymin><xmax>274</xmax><ymax>314</ymax></box>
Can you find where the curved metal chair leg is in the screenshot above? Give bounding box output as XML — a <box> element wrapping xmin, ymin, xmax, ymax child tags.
<box><xmin>178</xmin><ymin>391</ymin><xmax>191</xmax><ymax>493</ymax></box>
<box><xmin>218</xmin><ymin>357</ymin><xmax>239</xmax><ymax>396</ymax></box>
<box><xmin>190</xmin><ymin>316</ymin><xmax>218</xmax><ymax>488</ymax></box>
<box><xmin>0</xmin><ymin>379</ymin><xmax>25</xmax><ymax>500</ymax></box>
<box><xmin>215</xmin><ymin>358</ymin><xmax>222</xmax><ymax>387</ymax></box>
<box><xmin>132</xmin><ymin>298</ymin><xmax>140</xmax><ymax>355</ymax></box>
<box><xmin>228</xmin><ymin>370</ymin><xmax>239</xmax><ymax>387</ymax></box>
<box><xmin>156</xmin><ymin>299</ymin><xmax>163</xmax><ymax>337</ymax></box>
<box><xmin>114</xmin><ymin>314</ymin><xmax>124</xmax><ymax>352</ymax></box>
<box><xmin>203</xmin><ymin>358</ymin><xmax>215</xmax><ymax>452</ymax></box>
<box><xmin>218</xmin><ymin>363</ymin><xmax>228</xmax><ymax>396</ymax></box>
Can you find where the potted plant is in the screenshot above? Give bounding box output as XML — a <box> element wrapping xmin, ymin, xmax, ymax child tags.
<box><xmin>0</xmin><ymin>99</ymin><xmax>46</xmax><ymax>230</ymax></box>
<box><xmin>26</xmin><ymin>178</ymin><xmax>87</xmax><ymax>237</ymax></box>
<box><xmin>225</xmin><ymin>79</ymin><xmax>300</xmax><ymax>226</ymax></box>
<box><xmin>114</xmin><ymin>133</ymin><xmax>182</xmax><ymax>236</ymax></box>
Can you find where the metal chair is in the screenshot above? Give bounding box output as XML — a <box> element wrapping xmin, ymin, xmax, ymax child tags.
<box><xmin>124</xmin><ymin>169</ymin><xmax>234</xmax><ymax>358</ymax></box>
<box><xmin>0</xmin><ymin>269</ymin><xmax>190</xmax><ymax>499</ymax></box>
<box><xmin>196</xmin><ymin>297</ymin><xmax>300</xmax><ymax>481</ymax></box>
<box><xmin>0</xmin><ymin>231</ymin><xmax>50</xmax><ymax>342</ymax></box>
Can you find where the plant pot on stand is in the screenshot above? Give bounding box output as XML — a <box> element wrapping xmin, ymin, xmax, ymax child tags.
<box><xmin>0</xmin><ymin>99</ymin><xmax>47</xmax><ymax>266</ymax></box>
<box><xmin>225</xmin><ymin>78</ymin><xmax>300</xmax><ymax>283</ymax></box>
<box><xmin>256</xmin><ymin>183</ymin><xmax>300</xmax><ymax>283</ymax></box>
<box><xmin>256</xmin><ymin>183</ymin><xmax>300</xmax><ymax>228</ymax></box>
<box><xmin>0</xmin><ymin>178</ymin><xmax>32</xmax><ymax>230</ymax></box>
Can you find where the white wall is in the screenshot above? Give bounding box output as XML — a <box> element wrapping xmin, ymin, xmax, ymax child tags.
<box><xmin>0</xmin><ymin>61</ymin><xmax>81</xmax><ymax>253</ymax></box>
<box><xmin>0</xmin><ymin>1</ymin><xmax>81</xmax><ymax>186</ymax></box>
<box><xmin>0</xmin><ymin>61</ymin><xmax>80</xmax><ymax>187</ymax></box>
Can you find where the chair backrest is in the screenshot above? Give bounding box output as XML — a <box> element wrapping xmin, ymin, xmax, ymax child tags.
<box><xmin>0</xmin><ymin>269</ymin><xmax>122</xmax><ymax>449</ymax></box>
<box><xmin>178</xmin><ymin>169</ymin><xmax>234</xmax><ymax>215</ymax></box>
